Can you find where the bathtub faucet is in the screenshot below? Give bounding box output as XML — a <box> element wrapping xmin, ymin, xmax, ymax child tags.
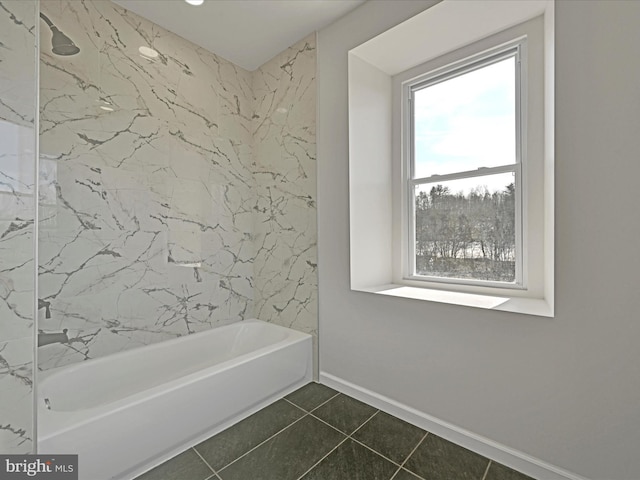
<box><xmin>38</xmin><ymin>329</ymin><xmax>68</xmax><ymax>347</ymax></box>
<box><xmin>38</xmin><ymin>299</ymin><xmax>51</xmax><ymax>319</ymax></box>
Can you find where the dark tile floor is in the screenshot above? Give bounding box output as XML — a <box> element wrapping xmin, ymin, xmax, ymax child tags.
<box><xmin>135</xmin><ymin>382</ymin><xmax>534</xmax><ymax>480</ymax></box>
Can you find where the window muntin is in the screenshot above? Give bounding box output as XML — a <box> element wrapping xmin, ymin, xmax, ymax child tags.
<box><xmin>406</xmin><ymin>43</ymin><xmax>524</xmax><ymax>287</ymax></box>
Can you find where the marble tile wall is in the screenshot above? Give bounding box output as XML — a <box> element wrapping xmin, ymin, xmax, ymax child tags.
<box><xmin>0</xmin><ymin>0</ymin><xmax>37</xmax><ymax>454</ymax></box>
<box><xmin>38</xmin><ymin>0</ymin><xmax>255</xmax><ymax>370</ymax></box>
<box><xmin>252</xmin><ymin>35</ymin><xmax>318</xmax><ymax>341</ymax></box>
<box><xmin>37</xmin><ymin>1</ymin><xmax>318</xmax><ymax>372</ymax></box>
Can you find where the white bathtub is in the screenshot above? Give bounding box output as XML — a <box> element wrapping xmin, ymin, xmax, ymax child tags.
<box><xmin>37</xmin><ymin>319</ymin><xmax>313</xmax><ymax>480</ymax></box>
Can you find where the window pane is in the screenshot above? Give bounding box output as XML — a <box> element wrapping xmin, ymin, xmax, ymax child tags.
<box><xmin>413</xmin><ymin>56</ymin><xmax>516</xmax><ymax>179</ymax></box>
<box><xmin>414</xmin><ymin>172</ymin><xmax>516</xmax><ymax>282</ymax></box>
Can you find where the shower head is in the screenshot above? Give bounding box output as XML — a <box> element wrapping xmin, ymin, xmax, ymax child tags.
<box><xmin>50</xmin><ymin>26</ymin><xmax>80</xmax><ymax>56</ymax></box>
<box><xmin>40</xmin><ymin>13</ymin><xmax>80</xmax><ymax>56</ymax></box>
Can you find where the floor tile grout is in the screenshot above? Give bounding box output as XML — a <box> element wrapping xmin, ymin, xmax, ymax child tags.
<box><xmin>348</xmin><ymin>412</ymin><xmax>415</xmax><ymax>469</ymax></box>
<box><xmin>283</xmin><ymin>389</ymin><xmax>342</xmax><ymax>414</ymax></box>
<box><xmin>481</xmin><ymin>459</ymin><xmax>493</xmax><ymax>480</ymax></box>
<box><xmin>297</xmin><ymin>393</ymin><xmax>434</xmax><ymax>477</ymax></box>
<box><xmin>348</xmin><ymin>410</ymin><xmax>433</xmax><ymax>480</ymax></box>
<box><xmin>192</xmin><ymin>446</ymin><xmax>219</xmax><ymax>478</ymax></box>
<box><xmin>297</xmin><ymin>407</ymin><xmax>435</xmax><ymax>480</ymax></box>
<box><xmin>307</xmin><ymin>409</ymin><xmax>373</xmax><ymax>442</ymax></box>
<box><xmin>214</xmin><ymin>410</ymin><xmax>311</xmax><ymax>474</ymax></box>
<box><xmin>309</xmin><ymin>391</ymin><xmax>341</xmax><ymax>413</ymax></box>
<box><xmin>293</xmin><ymin>434</ymin><xmax>351</xmax><ymax>480</ymax></box>
<box><xmin>349</xmin><ymin>435</ymin><xmax>405</xmax><ymax>468</ymax></box>
<box><xmin>390</xmin><ymin>431</ymin><xmax>430</xmax><ymax>480</ymax></box>
<box><xmin>350</xmin><ymin>408</ymin><xmax>379</xmax><ymax>436</ymax></box>
<box><xmin>145</xmin><ymin>384</ymin><xmax>511</xmax><ymax>480</ymax></box>
<box><xmin>283</xmin><ymin>397</ymin><xmax>311</xmax><ymax>413</ymax></box>
<box><xmin>309</xmin><ymin>408</ymin><xmax>420</xmax><ymax>470</ymax></box>
<box><xmin>216</xmin><ymin>388</ymin><xmax>342</xmax><ymax>475</ymax></box>
<box><xmin>293</xmin><ymin>407</ymin><xmax>382</xmax><ymax>479</ymax></box>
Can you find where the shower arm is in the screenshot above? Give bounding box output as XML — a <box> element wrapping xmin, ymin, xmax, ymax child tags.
<box><xmin>39</xmin><ymin>12</ymin><xmax>80</xmax><ymax>56</ymax></box>
<box><xmin>39</xmin><ymin>12</ymin><xmax>54</xmax><ymax>28</ymax></box>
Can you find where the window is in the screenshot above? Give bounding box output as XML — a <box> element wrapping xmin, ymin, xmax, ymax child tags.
<box><xmin>347</xmin><ymin>1</ymin><xmax>554</xmax><ymax>316</ymax></box>
<box><xmin>404</xmin><ymin>42</ymin><xmax>525</xmax><ymax>288</ymax></box>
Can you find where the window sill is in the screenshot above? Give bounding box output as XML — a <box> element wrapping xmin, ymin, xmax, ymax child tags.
<box><xmin>348</xmin><ymin>0</ymin><xmax>554</xmax><ymax>320</ymax></box>
<box><xmin>356</xmin><ymin>284</ymin><xmax>553</xmax><ymax>317</ymax></box>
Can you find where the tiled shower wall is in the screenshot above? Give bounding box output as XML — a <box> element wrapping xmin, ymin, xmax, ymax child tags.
<box><xmin>37</xmin><ymin>0</ymin><xmax>317</xmax><ymax>371</ymax></box>
<box><xmin>253</xmin><ymin>35</ymin><xmax>317</xmax><ymax>339</ymax></box>
<box><xmin>37</xmin><ymin>0</ymin><xmax>255</xmax><ymax>369</ymax></box>
<box><xmin>0</xmin><ymin>0</ymin><xmax>36</xmax><ymax>453</ymax></box>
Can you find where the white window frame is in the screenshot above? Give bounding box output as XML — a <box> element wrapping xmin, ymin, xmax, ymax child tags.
<box><xmin>403</xmin><ymin>40</ymin><xmax>526</xmax><ymax>290</ymax></box>
<box><xmin>347</xmin><ymin>0</ymin><xmax>554</xmax><ymax>317</ymax></box>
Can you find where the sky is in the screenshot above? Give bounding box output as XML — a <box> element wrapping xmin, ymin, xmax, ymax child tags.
<box><xmin>413</xmin><ymin>56</ymin><xmax>516</xmax><ymax>196</ymax></box>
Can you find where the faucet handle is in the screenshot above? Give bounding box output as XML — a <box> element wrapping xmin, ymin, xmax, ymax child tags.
<box><xmin>38</xmin><ymin>299</ymin><xmax>52</xmax><ymax>319</ymax></box>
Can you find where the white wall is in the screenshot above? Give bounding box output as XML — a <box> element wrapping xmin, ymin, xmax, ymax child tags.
<box><xmin>348</xmin><ymin>54</ymin><xmax>392</xmax><ymax>289</ymax></box>
<box><xmin>317</xmin><ymin>1</ymin><xmax>640</xmax><ymax>479</ymax></box>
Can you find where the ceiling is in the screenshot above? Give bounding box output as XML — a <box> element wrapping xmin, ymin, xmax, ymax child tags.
<box><xmin>112</xmin><ymin>0</ymin><xmax>366</xmax><ymax>71</ymax></box>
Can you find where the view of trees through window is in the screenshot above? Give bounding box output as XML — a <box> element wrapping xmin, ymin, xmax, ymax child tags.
<box><xmin>409</xmin><ymin>50</ymin><xmax>520</xmax><ymax>284</ymax></box>
<box><xmin>414</xmin><ymin>181</ymin><xmax>516</xmax><ymax>282</ymax></box>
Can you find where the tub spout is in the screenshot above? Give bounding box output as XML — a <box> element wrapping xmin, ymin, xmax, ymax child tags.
<box><xmin>38</xmin><ymin>329</ymin><xmax>68</xmax><ymax>347</ymax></box>
<box><xmin>38</xmin><ymin>299</ymin><xmax>51</xmax><ymax>319</ymax></box>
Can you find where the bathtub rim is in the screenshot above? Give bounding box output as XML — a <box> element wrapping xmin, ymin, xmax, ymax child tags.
<box><xmin>37</xmin><ymin>319</ymin><xmax>312</xmax><ymax>441</ymax></box>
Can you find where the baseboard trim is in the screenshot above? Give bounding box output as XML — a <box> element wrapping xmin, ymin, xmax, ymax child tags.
<box><xmin>320</xmin><ymin>372</ymin><xmax>589</xmax><ymax>480</ymax></box>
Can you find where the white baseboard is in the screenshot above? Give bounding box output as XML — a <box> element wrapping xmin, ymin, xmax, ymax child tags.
<box><xmin>320</xmin><ymin>372</ymin><xmax>589</xmax><ymax>480</ymax></box>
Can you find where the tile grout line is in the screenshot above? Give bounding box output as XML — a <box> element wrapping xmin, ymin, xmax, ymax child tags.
<box><xmin>300</xmin><ymin>407</ymin><xmax>437</xmax><ymax>480</ymax></box>
<box><xmin>159</xmin><ymin>387</ymin><xmax>498</xmax><ymax>480</ymax></box>
<box><xmin>200</xmin><ymin>388</ymin><xmax>438</xmax><ymax>480</ymax></box>
<box><xmin>192</xmin><ymin>447</ymin><xmax>222</xmax><ymax>480</ymax></box>
<box><xmin>481</xmin><ymin>459</ymin><xmax>493</xmax><ymax>480</ymax></box>
<box><xmin>306</xmin><ymin>409</ymin><xmax>377</xmax><ymax>443</ymax></box>
<box><xmin>293</xmin><ymin>434</ymin><xmax>351</xmax><ymax>480</ymax></box>
<box><xmin>302</xmin><ymin>397</ymin><xmax>434</xmax><ymax>478</ymax></box>
<box><xmin>309</xmin><ymin>409</ymin><xmax>408</xmax><ymax>469</ymax></box>
<box><xmin>389</xmin><ymin>431</ymin><xmax>430</xmax><ymax>480</ymax></box>
<box><xmin>284</xmin><ymin>398</ymin><xmax>311</xmax><ymax>415</ymax></box>
<box><xmin>214</xmin><ymin>411</ymin><xmax>311</xmax><ymax>474</ymax></box>
<box><xmin>149</xmin><ymin>387</ymin><xmax>445</xmax><ymax>480</ymax></box>
<box><xmin>349</xmin><ymin>434</ymin><xmax>406</xmax><ymax>468</ymax></box>
<box><xmin>283</xmin><ymin>391</ymin><xmax>341</xmax><ymax>415</ymax></box>
<box><xmin>307</xmin><ymin>409</ymin><xmax>429</xmax><ymax>472</ymax></box>
<box><xmin>293</xmin><ymin>409</ymin><xmax>381</xmax><ymax>480</ymax></box>
<box><xmin>217</xmin><ymin>389</ymin><xmax>341</xmax><ymax>474</ymax></box>
<box><xmin>308</xmin><ymin>392</ymin><xmax>341</xmax><ymax>413</ymax></box>
<box><xmin>346</xmin><ymin>408</ymin><xmax>380</xmax><ymax>439</ymax></box>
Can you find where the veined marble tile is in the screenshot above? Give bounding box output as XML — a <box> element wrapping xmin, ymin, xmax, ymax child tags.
<box><xmin>37</xmin><ymin>1</ymin><xmax>317</xmax><ymax>374</ymax></box>
<box><xmin>252</xmin><ymin>34</ymin><xmax>318</xmax><ymax>338</ymax></box>
<box><xmin>39</xmin><ymin>229</ymin><xmax>167</xmax><ymax>298</ymax></box>
<box><xmin>0</xmin><ymin>208</ymin><xmax>33</xmax><ymax>344</ymax></box>
<box><xmin>36</xmin><ymin>265</ymin><xmax>250</xmax><ymax>370</ymax></box>
<box><xmin>39</xmin><ymin>1</ymin><xmax>180</xmax><ymax>118</ymax></box>
<box><xmin>39</xmin><ymin>0</ymin><xmax>258</xmax><ymax>369</ymax></box>
<box><xmin>0</xmin><ymin>1</ymin><xmax>36</xmax><ymax>127</ymax></box>
<box><xmin>0</xmin><ymin>243</ymin><xmax>34</xmax><ymax>342</ymax></box>
<box><xmin>156</xmin><ymin>37</ymin><xmax>221</xmax><ymax>137</ymax></box>
<box><xmin>0</xmin><ymin>337</ymin><xmax>33</xmax><ymax>454</ymax></box>
<box><xmin>218</xmin><ymin>61</ymin><xmax>254</xmax><ymax>148</ymax></box>
<box><xmin>0</xmin><ymin>0</ymin><xmax>36</xmax><ymax>453</ymax></box>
